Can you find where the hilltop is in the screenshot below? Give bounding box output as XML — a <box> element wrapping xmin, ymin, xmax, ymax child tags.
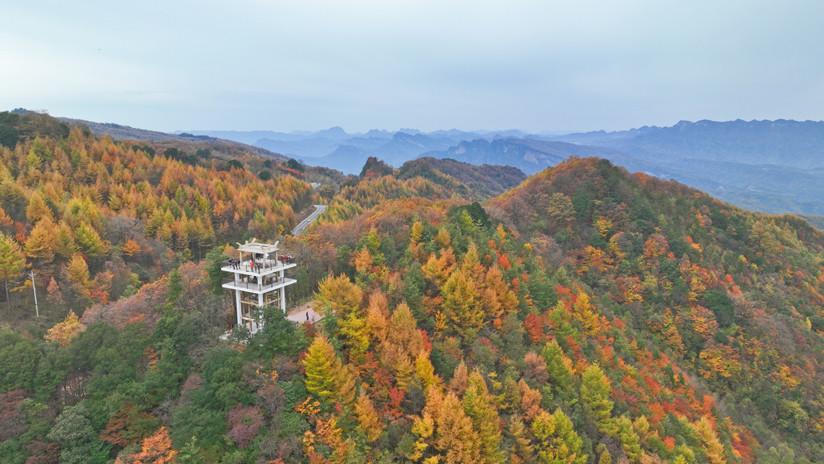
<box><xmin>9</xmin><ymin>109</ymin><xmax>287</xmax><ymax>161</ymax></box>
<box><xmin>552</xmin><ymin>120</ymin><xmax>824</xmax><ymax>217</ymax></box>
<box><xmin>489</xmin><ymin>157</ymin><xmax>823</xmax><ymax>458</ymax></box>
<box><xmin>398</xmin><ymin>156</ymin><xmax>526</xmax><ymax>200</ymax></box>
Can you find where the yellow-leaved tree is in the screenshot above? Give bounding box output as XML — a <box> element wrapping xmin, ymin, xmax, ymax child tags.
<box><xmin>355</xmin><ymin>391</ymin><xmax>383</xmax><ymax>442</ymax></box>
<box><xmin>413</xmin><ymin>387</ymin><xmax>482</xmax><ymax>464</ymax></box>
<box><xmin>462</xmin><ymin>370</ymin><xmax>503</xmax><ymax>463</ymax></box>
<box><xmin>580</xmin><ymin>364</ymin><xmax>615</xmax><ymax>434</ymax></box>
<box><xmin>317</xmin><ymin>274</ymin><xmax>368</xmax><ymax>360</ymax></box>
<box><xmin>25</xmin><ymin>217</ymin><xmax>57</xmax><ymax>262</ymax></box>
<box><xmin>303</xmin><ymin>335</ymin><xmax>352</xmax><ymax>408</ymax></box>
<box><xmin>0</xmin><ymin>232</ymin><xmax>25</xmax><ymax>307</ymax></box>
<box><xmin>45</xmin><ymin>311</ymin><xmax>86</xmax><ymax>347</ymax></box>
<box><xmin>66</xmin><ymin>253</ymin><xmax>92</xmax><ymax>298</ymax></box>
<box><xmin>531</xmin><ymin>408</ymin><xmax>587</xmax><ymax>464</ymax></box>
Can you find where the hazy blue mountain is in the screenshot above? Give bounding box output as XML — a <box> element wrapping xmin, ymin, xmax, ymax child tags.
<box><xmin>185</xmin><ymin>130</ymin><xmax>287</xmax><ymax>145</ymax></box>
<box><xmin>188</xmin><ymin>127</ymin><xmax>515</xmax><ymax>173</ymax></box>
<box><xmin>554</xmin><ymin>119</ymin><xmax>824</xmax><ymax>168</ymax></box>
<box><xmin>656</xmin><ymin>159</ymin><xmax>824</xmax><ymax>215</ymax></box>
<box><xmin>189</xmin><ymin>127</ymin><xmax>356</xmax><ymax>158</ymax></box>
<box><xmin>427</xmin><ymin>138</ymin><xmax>621</xmax><ymax>174</ymax></box>
<box><xmin>190</xmin><ymin>127</ymin><xmax>351</xmax><ymax>144</ymax></box>
<box><xmin>310</xmin><ymin>131</ymin><xmax>485</xmax><ymax>172</ymax></box>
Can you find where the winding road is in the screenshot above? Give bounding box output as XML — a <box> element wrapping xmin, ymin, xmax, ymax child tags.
<box><xmin>291</xmin><ymin>204</ymin><xmax>327</xmax><ymax>235</ymax></box>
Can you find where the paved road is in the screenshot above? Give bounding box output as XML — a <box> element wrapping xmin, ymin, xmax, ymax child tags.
<box><xmin>291</xmin><ymin>204</ymin><xmax>327</xmax><ymax>235</ymax></box>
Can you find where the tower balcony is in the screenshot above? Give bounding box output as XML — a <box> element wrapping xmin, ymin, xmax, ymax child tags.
<box><xmin>222</xmin><ymin>277</ymin><xmax>297</xmax><ymax>294</ymax></box>
<box><xmin>221</xmin><ymin>258</ymin><xmax>296</xmax><ymax>277</ymax></box>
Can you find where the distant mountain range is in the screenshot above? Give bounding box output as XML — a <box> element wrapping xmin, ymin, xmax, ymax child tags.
<box><xmin>191</xmin><ymin>120</ymin><xmax>824</xmax><ymax>217</ymax></box>
<box><xmin>187</xmin><ymin>128</ymin><xmax>531</xmax><ymax>173</ymax></box>
<box><xmin>556</xmin><ymin>119</ymin><xmax>824</xmax><ymax>168</ymax></box>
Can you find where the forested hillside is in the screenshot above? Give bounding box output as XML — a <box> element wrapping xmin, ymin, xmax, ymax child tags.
<box><xmin>398</xmin><ymin>157</ymin><xmax>526</xmax><ymax>200</ymax></box>
<box><xmin>0</xmin><ymin>111</ymin><xmax>315</xmax><ymax>329</ymax></box>
<box><xmin>0</xmin><ymin>119</ymin><xmax>821</xmax><ymax>464</ymax></box>
<box><xmin>488</xmin><ymin>158</ymin><xmax>824</xmax><ymax>460</ymax></box>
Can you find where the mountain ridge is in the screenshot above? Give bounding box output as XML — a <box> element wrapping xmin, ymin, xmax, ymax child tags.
<box><xmin>555</xmin><ymin>118</ymin><xmax>824</xmax><ymax>168</ymax></box>
<box><xmin>189</xmin><ymin>119</ymin><xmax>824</xmax><ymax>219</ymax></box>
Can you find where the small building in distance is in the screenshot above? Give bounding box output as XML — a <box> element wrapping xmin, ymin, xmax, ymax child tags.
<box><xmin>222</xmin><ymin>239</ymin><xmax>296</xmax><ymax>335</ymax></box>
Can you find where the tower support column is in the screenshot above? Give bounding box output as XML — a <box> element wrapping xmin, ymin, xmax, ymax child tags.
<box><xmin>235</xmin><ymin>290</ymin><xmax>242</xmax><ymax>328</ymax></box>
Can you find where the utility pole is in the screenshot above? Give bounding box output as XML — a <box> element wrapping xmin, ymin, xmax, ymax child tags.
<box><xmin>30</xmin><ymin>270</ymin><xmax>39</xmax><ymax>318</ymax></box>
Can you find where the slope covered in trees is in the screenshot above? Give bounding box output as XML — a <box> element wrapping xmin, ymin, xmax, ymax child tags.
<box><xmin>398</xmin><ymin>157</ymin><xmax>526</xmax><ymax>200</ymax></box>
<box><xmin>318</xmin><ymin>157</ymin><xmax>526</xmax><ymax>225</ymax></box>
<box><xmin>0</xmin><ymin>121</ymin><xmax>821</xmax><ymax>464</ymax></box>
<box><xmin>488</xmin><ymin>157</ymin><xmax>824</xmax><ymax>459</ymax></box>
<box><xmin>0</xmin><ymin>112</ymin><xmax>314</xmax><ymax>330</ymax></box>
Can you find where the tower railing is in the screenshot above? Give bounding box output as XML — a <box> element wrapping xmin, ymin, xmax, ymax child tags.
<box><xmin>222</xmin><ymin>277</ymin><xmax>294</xmax><ymax>293</ymax></box>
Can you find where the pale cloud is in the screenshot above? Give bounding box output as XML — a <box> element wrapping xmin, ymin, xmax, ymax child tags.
<box><xmin>0</xmin><ymin>39</ymin><xmax>172</xmax><ymax>103</ymax></box>
<box><xmin>1</xmin><ymin>0</ymin><xmax>822</xmax><ymax>132</ymax></box>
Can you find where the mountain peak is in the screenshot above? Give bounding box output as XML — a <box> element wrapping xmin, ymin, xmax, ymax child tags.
<box><xmin>359</xmin><ymin>156</ymin><xmax>395</xmax><ymax>178</ymax></box>
<box><xmin>319</xmin><ymin>126</ymin><xmax>347</xmax><ymax>138</ymax></box>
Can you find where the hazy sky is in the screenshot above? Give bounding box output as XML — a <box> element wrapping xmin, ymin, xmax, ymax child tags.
<box><xmin>2</xmin><ymin>0</ymin><xmax>823</xmax><ymax>132</ymax></box>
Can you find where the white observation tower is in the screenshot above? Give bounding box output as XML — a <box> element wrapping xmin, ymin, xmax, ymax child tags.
<box><xmin>222</xmin><ymin>239</ymin><xmax>297</xmax><ymax>334</ymax></box>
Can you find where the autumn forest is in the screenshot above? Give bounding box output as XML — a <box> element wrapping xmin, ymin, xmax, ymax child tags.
<box><xmin>0</xmin><ymin>111</ymin><xmax>822</xmax><ymax>464</ymax></box>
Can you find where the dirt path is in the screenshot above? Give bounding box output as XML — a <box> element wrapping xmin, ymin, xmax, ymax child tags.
<box><xmin>286</xmin><ymin>300</ymin><xmax>323</xmax><ymax>324</ymax></box>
